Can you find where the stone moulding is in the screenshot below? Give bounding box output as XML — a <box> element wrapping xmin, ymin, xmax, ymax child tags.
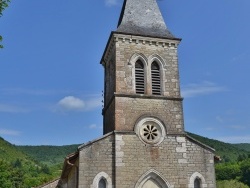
<box><xmin>114</xmin><ymin>34</ymin><xmax>180</xmax><ymax>48</ymax></box>
<box><xmin>188</xmin><ymin>172</ymin><xmax>207</xmax><ymax>188</ymax></box>
<box><xmin>101</xmin><ymin>32</ymin><xmax>181</xmax><ymax>65</ymax></box>
<box><xmin>134</xmin><ymin>169</ymin><xmax>173</xmax><ymax>188</ymax></box>
<box><xmin>134</xmin><ymin>117</ymin><xmax>166</xmax><ymax>146</ymax></box>
<box><xmin>91</xmin><ymin>171</ymin><xmax>113</xmax><ymax>188</ymax></box>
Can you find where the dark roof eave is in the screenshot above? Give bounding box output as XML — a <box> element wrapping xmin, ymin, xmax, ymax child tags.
<box><xmin>114</xmin><ymin>31</ymin><xmax>182</xmax><ymax>41</ymax></box>
<box><xmin>100</xmin><ymin>31</ymin><xmax>182</xmax><ymax>64</ymax></box>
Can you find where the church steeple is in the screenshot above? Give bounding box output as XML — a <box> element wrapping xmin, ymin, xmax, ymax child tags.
<box><xmin>101</xmin><ymin>0</ymin><xmax>183</xmax><ymax>135</ymax></box>
<box><xmin>117</xmin><ymin>0</ymin><xmax>175</xmax><ymax>38</ymax></box>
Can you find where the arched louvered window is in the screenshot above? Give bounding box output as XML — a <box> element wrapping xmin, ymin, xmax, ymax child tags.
<box><xmin>135</xmin><ymin>60</ymin><xmax>145</xmax><ymax>94</ymax></box>
<box><xmin>98</xmin><ymin>178</ymin><xmax>106</xmax><ymax>188</ymax></box>
<box><xmin>194</xmin><ymin>178</ymin><xmax>201</xmax><ymax>188</ymax></box>
<box><xmin>151</xmin><ymin>62</ymin><xmax>161</xmax><ymax>95</ymax></box>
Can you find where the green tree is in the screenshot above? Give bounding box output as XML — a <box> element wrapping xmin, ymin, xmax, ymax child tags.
<box><xmin>240</xmin><ymin>158</ymin><xmax>250</xmax><ymax>186</ymax></box>
<box><xmin>238</xmin><ymin>154</ymin><xmax>247</xmax><ymax>162</ymax></box>
<box><xmin>216</xmin><ymin>163</ymin><xmax>242</xmax><ymax>180</ymax></box>
<box><xmin>12</xmin><ymin>158</ymin><xmax>22</xmax><ymax>168</ymax></box>
<box><xmin>217</xmin><ymin>180</ymin><xmax>249</xmax><ymax>188</ymax></box>
<box><xmin>0</xmin><ymin>160</ymin><xmax>12</xmax><ymax>188</ymax></box>
<box><xmin>41</xmin><ymin>164</ymin><xmax>51</xmax><ymax>175</ymax></box>
<box><xmin>0</xmin><ymin>0</ymin><xmax>10</xmax><ymax>48</ymax></box>
<box><xmin>0</xmin><ymin>0</ymin><xmax>10</xmax><ymax>16</ymax></box>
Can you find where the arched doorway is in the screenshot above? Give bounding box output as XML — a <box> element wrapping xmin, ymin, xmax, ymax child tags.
<box><xmin>135</xmin><ymin>169</ymin><xmax>171</xmax><ymax>188</ymax></box>
<box><xmin>142</xmin><ymin>179</ymin><xmax>162</xmax><ymax>188</ymax></box>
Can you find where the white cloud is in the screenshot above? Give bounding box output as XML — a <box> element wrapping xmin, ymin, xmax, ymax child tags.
<box><xmin>58</xmin><ymin>96</ymin><xmax>85</xmax><ymax>111</ymax></box>
<box><xmin>85</xmin><ymin>97</ymin><xmax>102</xmax><ymax>111</ymax></box>
<box><xmin>216</xmin><ymin>135</ymin><xmax>250</xmax><ymax>144</ymax></box>
<box><xmin>88</xmin><ymin>124</ymin><xmax>102</xmax><ymax>130</ymax></box>
<box><xmin>0</xmin><ymin>129</ymin><xmax>20</xmax><ymax>136</ymax></box>
<box><xmin>181</xmin><ymin>81</ymin><xmax>226</xmax><ymax>98</ymax></box>
<box><xmin>89</xmin><ymin>124</ymin><xmax>97</xmax><ymax>129</ymax></box>
<box><xmin>105</xmin><ymin>0</ymin><xmax>118</xmax><ymax>6</ymax></box>
<box><xmin>57</xmin><ymin>96</ymin><xmax>102</xmax><ymax>112</ymax></box>
<box><xmin>0</xmin><ymin>104</ymin><xmax>28</xmax><ymax>113</ymax></box>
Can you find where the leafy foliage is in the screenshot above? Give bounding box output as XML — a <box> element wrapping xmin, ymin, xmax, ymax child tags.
<box><xmin>0</xmin><ymin>137</ymin><xmax>63</xmax><ymax>187</ymax></box>
<box><xmin>215</xmin><ymin>157</ymin><xmax>250</xmax><ymax>187</ymax></box>
<box><xmin>240</xmin><ymin>158</ymin><xmax>250</xmax><ymax>186</ymax></box>
<box><xmin>17</xmin><ymin>144</ymin><xmax>79</xmax><ymax>166</ymax></box>
<box><xmin>234</xmin><ymin>144</ymin><xmax>250</xmax><ymax>152</ymax></box>
<box><xmin>0</xmin><ymin>0</ymin><xmax>10</xmax><ymax>16</ymax></box>
<box><xmin>216</xmin><ymin>163</ymin><xmax>242</xmax><ymax>180</ymax></box>
<box><xmin>217</xmin><ymin>180</ymin><xmax>249</xmax><ymax>188</ymax></box>
<box><xmin>0</xmin><ymin>0</ymin><xmax>10</xmax><ymax>48</ymax></box>
<box><xmin>0</xmin><ymin>137</ymin><xmax>31</xmax><ymax>162</ymax></box>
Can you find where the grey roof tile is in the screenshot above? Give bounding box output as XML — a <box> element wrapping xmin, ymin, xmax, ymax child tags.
<box><xmin>117</xmin><ymin>0</ymin><xmax>175</xmax><ymax>38</ymax></box>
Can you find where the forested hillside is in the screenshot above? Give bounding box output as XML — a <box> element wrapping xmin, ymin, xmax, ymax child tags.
<box><xmin>0</xmin><ymin>137</ymin><xmax>30</xmax><ymax>162</ymax></box>
<box><xmin>234</xmin><ymin>143</ymin><xmax>250</xmax><ymax>152</ymax></box>
<box><xmin>0</xmin><ymin>137</ymin><xmax>62</xmax><ymax>187</ymax></box>
<box><xmin>17</xmin><ymin>144</ymin><xmax>79</xmax><ymax>166</ymax></box>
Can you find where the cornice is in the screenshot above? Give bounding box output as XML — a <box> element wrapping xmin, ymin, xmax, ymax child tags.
<box><xmin>100</xmin><ymin>31</ymin><xmax>181</xmax><ymax>65</ymax></box>
<box><xmin>102</xmin><ymin>93</ymin><xmax>183</xmax><ymax>115</ymax></box>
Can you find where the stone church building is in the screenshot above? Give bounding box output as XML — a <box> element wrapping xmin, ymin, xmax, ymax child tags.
<box><xmin>40</xmin><ymin>0</ymin><xmax>216</xmax><ymax>187</ymax></box>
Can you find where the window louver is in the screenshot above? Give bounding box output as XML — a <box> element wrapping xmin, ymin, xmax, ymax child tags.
<box><xmin>135</xmin><ymin>60</ymin><xmax>145</xmax><ymax>94</ymax></box>
<box><xmin>151</xmin><ymin>62</ymin><xmax>161</xmax><ymax>95</ymax></box>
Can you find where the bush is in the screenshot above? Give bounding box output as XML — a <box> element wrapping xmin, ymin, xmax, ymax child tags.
<box><xmin>216</xmin><ymin>163</ymin><xmax>242</xmax><ymax>180</ymax></box>
<box><xmin>217</xmin><ymin>180</ymin><xmax>249</xmax><ymax>188</ymax></box>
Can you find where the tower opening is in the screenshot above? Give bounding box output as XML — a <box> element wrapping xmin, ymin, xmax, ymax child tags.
<box><xmin>135</xmin><ymin>60</ymin><xmax>145</xmax><ymax>94</ymax></box>
<box><xmin>151</xmin><ymin>62</ymin><xmax>161</xmax><ymax>95</ymax></box>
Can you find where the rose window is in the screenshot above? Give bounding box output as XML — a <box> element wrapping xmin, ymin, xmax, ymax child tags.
<box><xmin>135</xmin><ymin>118</ymin><xmax>166</xmax><ymax>145</ymax></box>
<box><xmin>142</xmin><ymin>124</ymin><xmax>159</xmax><ymax>141</ymax></box>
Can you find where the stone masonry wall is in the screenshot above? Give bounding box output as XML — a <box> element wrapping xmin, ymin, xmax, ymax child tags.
<box><xmin>104</xmin><ymin>45</ymin><xmax>116</xmax><ymax>105</ymax></box>
<box><xmin>67</xmin><ymin>165</ymin><xmax>78</xmax><ymax>188</ymax></box>
<box><xmin>78</xmin><ymin>134</ymin><xmax>114</xmax><ymax>188</ymax></box>
<box><xmin>114</xmin><ymin>133</ymin><xmax>216</xmax><ymax>188</ymax></box>
<box><xmin>104</xmin><ymin>99</ymin><xmax>115</xmax><ymax>134</ymax></box>
<box><xmin>114</xmin><ymin>96</ymin><xmax>184</xmax><ymax>134</ymax></box>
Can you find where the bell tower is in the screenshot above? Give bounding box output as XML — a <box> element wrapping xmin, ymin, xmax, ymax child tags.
<box><xmin>101</xmin><ymin>0</ymin><xmax>183</xmax><ymax>137</ymax></box>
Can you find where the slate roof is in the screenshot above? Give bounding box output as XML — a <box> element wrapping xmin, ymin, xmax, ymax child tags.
<box><xmin>117</xmin><ymin>0</ymin><xmax>175</xmax><ymax>39</ymax></box>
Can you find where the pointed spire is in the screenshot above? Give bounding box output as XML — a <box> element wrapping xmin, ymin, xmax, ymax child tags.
<box><xmin>117</xmin><ymin>0</ymin><xmax>175</xmax><ymax>38</ymax></box>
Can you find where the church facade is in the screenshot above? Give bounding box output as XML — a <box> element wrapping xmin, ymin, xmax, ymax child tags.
<box><xmin>40</xmin><ymin>0</ymin><xmax>216</xmax><ymax>187</ymax></box>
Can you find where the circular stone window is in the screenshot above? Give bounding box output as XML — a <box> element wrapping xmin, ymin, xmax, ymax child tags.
<box><xmin>135</xmin><ymin>117</ymin><xmax>166</xmax><ymax>145</ymax></box>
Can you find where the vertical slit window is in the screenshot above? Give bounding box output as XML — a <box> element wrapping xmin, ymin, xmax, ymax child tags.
<box><xmin>135</xmin><ymin>60</ymin><xmax>145</xmax><ymax>94</ymax></box>
<box><xmin>98</xmin><ymin>178</ymin><xmax>106</xmax><ymax>188</ymax></box>
<box><xmin>194</xmin><ymin>178</ymin><xmax>201</xmax><ymax>188</ymax></box>
<box><xmin>151</xmin><ymin>62</ymin><xmax>161</xmax><ymax>95</ymax></box>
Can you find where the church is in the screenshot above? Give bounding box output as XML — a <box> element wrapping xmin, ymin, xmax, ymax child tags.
<box><xmin>40</xmin><ymin>0</ymin><xmax>216</xmax><ymax>187</ymax></box>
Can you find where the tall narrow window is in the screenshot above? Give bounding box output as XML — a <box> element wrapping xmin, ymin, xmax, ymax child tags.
<box><xmin>135</xmin><ymin>60</ymin><xmax>145</xmax><ymax>94</ymax></box>
<box><xmin>151</xmin><ymin>62</ymin><xmax>161</xmax><ymax>95</ymax></box>
<box><xmin>194</xmin><ymin>178</ymin><xmax>201</xmax><ymax>188</ymax></box>
<box><xmin>98</xmin><ymin>178</ymin><xmax>106</xmax><ymax>188</ymax></box>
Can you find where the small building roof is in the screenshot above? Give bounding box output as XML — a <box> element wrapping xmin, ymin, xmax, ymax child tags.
<box><xmin>117</xmin><ymin>0</ymin><xmax>175</xmax><ymax>38</ymax></box>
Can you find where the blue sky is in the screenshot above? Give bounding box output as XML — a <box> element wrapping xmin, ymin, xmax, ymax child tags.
<box><xmin>0</xmin><ymin>0</ymin><xmax>250</xmax><ymax>145</ymax></box>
